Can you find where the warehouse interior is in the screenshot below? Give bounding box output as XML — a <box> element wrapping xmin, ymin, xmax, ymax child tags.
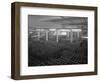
<box><xmin>28</xmin><ymin>15</ymin><xmax>88</xmax><ymax>66</ymax></box>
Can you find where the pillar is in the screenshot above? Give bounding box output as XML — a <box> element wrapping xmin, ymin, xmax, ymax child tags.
<box><xmin>56</xmin><ymin>29</ymin><xmax>59</xmax><ymax>42</ymax></box>
<box><xmin>77</xmin><ymin>31</ymin><xmax>80</xmax><ymax>38</ymax></box>
<box><xmin>46</xmin><ymin>29</ymin><xmax>49</xmax><ymax>41</ymax></box>
<box><xmin>37</xmin><ymin>29</ymin><xmax>40</xmax><ymax>40</ymax></box>
<box><xmin>70</xmin><ymin>29</ymin><xmax>73</xmax><ymax>43</ymax></box>
<box><xmin>67</xmin><ymin>31</ymin><xmax>69</xmax><ymax>40</ymax></box>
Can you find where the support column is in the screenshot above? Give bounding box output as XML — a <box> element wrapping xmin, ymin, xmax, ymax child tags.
<box><xmin>70</xmin><ymin>29</ymin><xmax>73</xmax><ymax>43</ymax></box>
<box><xmin>46</xmin><ymin>29</ymin><xmax>49</xmax><ymax>41</ymax></box>
<box><xmin>56</xmin><ymin>29</ymin><xmax>59</xmax><ymax>42</ymax></box>
<box><xmin>66</xmin><ymin>31</ymin><xmax>69</xmax><ymax>40</ymax></box>
<box><xmin>77</xmin><ymin>31</ymin><xmax>80</xmax><ymax>38</ymax></box>
<box><xmin>37</xmin><ymin>29</ymin><xmax>40</xmax><ymax>40</ymax></box>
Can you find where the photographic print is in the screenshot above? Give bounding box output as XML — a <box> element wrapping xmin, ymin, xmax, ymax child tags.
<box><xmin>28</xmin><ymin>15</ymin><xmax>88</xmax><ymax>66</ymax></box>
<box><xmin>11</xmin><ymin>2</ymin><xmax>97</xmax><ymax>80</ymax></box>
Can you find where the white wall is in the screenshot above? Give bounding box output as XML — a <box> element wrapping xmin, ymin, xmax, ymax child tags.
<box><xmin>0</xmin><ymin>0</ymin><xmax>100</xmax><ymax>82</ymax></box>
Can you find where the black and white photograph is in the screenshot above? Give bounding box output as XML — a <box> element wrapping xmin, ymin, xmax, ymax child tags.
<box><xmin>11</xmin><ymin>2</ymin><xmax>97</xmax><ymax>79</ymax></box>
<box><xmin>28</xmin><ymin>15</ymin><xmax>88</xmax><ymax>66</ymax></box>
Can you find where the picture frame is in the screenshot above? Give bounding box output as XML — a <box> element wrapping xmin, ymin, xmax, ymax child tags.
<box><xmin>11</xmin><ymin>2</ymin><xmax>98</xmax><ymax>80</ymax></box>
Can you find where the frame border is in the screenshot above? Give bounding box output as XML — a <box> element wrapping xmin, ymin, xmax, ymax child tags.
<box><xmin>11</xmin><ymin>2</ymin><xmax>98</xmax><ymax>80</ymax></box>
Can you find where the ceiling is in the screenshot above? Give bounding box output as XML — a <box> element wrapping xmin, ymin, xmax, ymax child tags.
<box><xmin>28</xmin><ymin>15</ymin><xmax>88</xmax><ymax>29</ymax></box>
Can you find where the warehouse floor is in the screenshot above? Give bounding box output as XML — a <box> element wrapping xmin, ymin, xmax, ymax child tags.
<box><xmin>28</xmin><ymin>38</ymin><xmax>88</xmax><ymax>66</ymax></box>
